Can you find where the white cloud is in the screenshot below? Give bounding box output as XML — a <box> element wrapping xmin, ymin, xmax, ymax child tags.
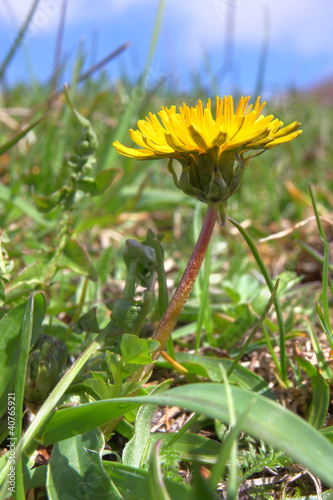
<box><xmin>161</xmin><ymin>0</ymin><xmax>333</xmax><ymax>59</ymax></box>
<box><xmin>0</xmin><ymin>0</ymin><xmax>155</xmax><ymax>30</ymax></box>
<box><xmin>1</xmin><ymin>0</ymin><xmax>331</xmax><ymax>59</ymax></box>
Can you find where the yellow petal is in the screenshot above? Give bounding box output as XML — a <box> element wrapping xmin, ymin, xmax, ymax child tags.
<box><xmin>265</xmin><ymin>130</ymin><xmax>303</xmax><ymax>147</ymax></box>
<box><xmin>165</xmin><ymin>133</ymin><xmax>193</xmax><ymax>153</ymax></box>
<box><xmin>113</xmin><ymin>95</ymin><xmax>302</xmax><ymax>171</ymax></box>
<box><xmin>188</xmin><ymin>124</ymin><xmax>209</xmax><ymax>150</ymax></box>
<box><xmin>113</xmin><ymin>141</ymin><xmax>157</xmax><ymax>159</ymax></box>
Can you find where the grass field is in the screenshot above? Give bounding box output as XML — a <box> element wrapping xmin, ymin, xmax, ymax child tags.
<box><xmin>1</xmin><ymin>5</ymin><xmax>333</xmax><ymax>499</ymax></box>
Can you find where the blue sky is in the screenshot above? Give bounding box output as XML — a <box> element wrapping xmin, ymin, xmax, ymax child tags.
<box><xmin>0</xmin><ymin>0</ymin><xmax>332</xmax><ymax>97</ymax></box>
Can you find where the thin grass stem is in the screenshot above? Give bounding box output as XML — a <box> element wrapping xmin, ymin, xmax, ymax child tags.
<box><xmin>228</xmin><ymin>218</ymin><xmax>288</xmax><ymax>385</ymax></box>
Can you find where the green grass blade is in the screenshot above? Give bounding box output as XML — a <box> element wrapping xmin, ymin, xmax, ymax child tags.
<box><xmin>215</xmin><ymin>363</ymin><xmax>238</xmax><ymax>497</ymax></box>
<box><xmin>148</xmin><ymin>440</ymin><xmax>172</xmax><ymax>500</ymax></box>
<box><xmin>0</xmin><ymin>115</ymin><xmax>44</xmax><ymax>156</ymax></box>
<box><xmin>13</xmin><ymin>295</ymin><xmax>35</xmax><ymax>499</ymax></box>
<box><xmin>100</xmin><ymin>0</ymin><xmax>165</xmax><ymax>175</ymax></box>
<box><xmin>299</xmin><ymin>240</ymin><xmax>333</xmax><ymax>273</ymax></box>
<box><xmin>122</xmin><ymin>379</ymin><xmax>172</xmax><ymax>468</ymax></box>
<box><xmin>308</xmin><ymin>184</ymin><xmax>333</xmax><ymax>346</ymax></box>
<box><xmin>295</xmin><ymin>355</ymin><xmax>330</xmax><ymax>430</ymax></box>
<box><xmin>153</xmin><ymin>432</ymin><xmax>220</xmax><ymax>463</ymax></box>
<box><xmin>193</xmin><ymin>203</ymin><xmax>214</xmax><ymax>350</ymax></box>
<box><xmin>0</xmin><ymin>294</ymin><xmax>45</xmax><ymax>419</ymax></box>
<box><xmin>37</xmin><ymin>383</ymin><xmax>333</xmax><ymax>487</ymax></box>
<box><xmin>157</xmin><ymin>352</ymin><xmax>274</xmax><ymax>398</ymax></box>
<box><xmin>226</xmin><ymin>279</ymin><xmax>279</xmax><ymax>378</ymax></box>
<box><xmin>0</xmin><ymin>293</ymin><xmax>45</xmax><ymax>499</ymax></box>
<box><xmin>316</xmin><ymin>303</ymin><xmax>333</xmax><ymax>348</ymax></box>
<box><xmin>0</xmin><ymin>327</ymin><xmax>110</xmax><ymax>490</ymax></box>
<box><xmin>305</xmin><ymin>320</ymin><xmax>333</xmax><ymax>381</ymax></box>
<box><xmin>228</xmin><ymin>217</ymin><xmax>287</xmax><ymax>385</ymax></box>
<box><xmin>0</xmin><ymin>0</ymin><xmax>41</xmax><ymax>79</ymax></box>
<box><xmin>262</xmin><ymin>323</ymin><xmax>281</xmax><ymax>372</ymax></box>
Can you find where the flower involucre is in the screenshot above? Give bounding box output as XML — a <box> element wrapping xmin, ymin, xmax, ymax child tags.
<box><xmin>113</xmin><ymin>95</ymin><xmax>302</xmax><ymax>213</ymax></box>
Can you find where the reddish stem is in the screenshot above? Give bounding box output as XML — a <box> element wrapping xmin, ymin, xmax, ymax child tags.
<box><xmin>153</xmin><ymin>203</ymin><xmax>218</xmax><ymax>350</ymax></box>
<box><xmin>132</xmin><ymin>204</ymin><xmax>218</xmax><ymax>382</ymax></box>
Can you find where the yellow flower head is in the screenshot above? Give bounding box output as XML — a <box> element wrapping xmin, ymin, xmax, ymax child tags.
<box><xmin>113</xmin><ymin>95</ymin><xmax>302</xmax><ymax>215</ymax></box>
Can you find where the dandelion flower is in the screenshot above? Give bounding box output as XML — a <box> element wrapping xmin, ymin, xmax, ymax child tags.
<box><xmin>113</xmin><ymin>96</ymin><xmax>302</xmax><ymax>218</ymax></box>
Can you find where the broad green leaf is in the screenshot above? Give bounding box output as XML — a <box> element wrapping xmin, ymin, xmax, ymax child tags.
<box><xmin>38</xmin><ymin>383</ymin><xmax>333</xmax><ymax>487</ymax></box>
<box><xmin>122</xmin><ymin>379</ymin><xmax>172</xmax><ymax>468</ymax></box>
<box><xmin>78</xmin><ymin>378</ymin><xmax>115</xmax><ymax>401</ymax></box>
<box><xmin>114</xmin><ymin>418</ymin><xmax>134</xmax><ymax>440</ymax></box>
<box><xmin>149</xmin><ymin>433</ymin><xmax>221</xmax><ymax>464</ymax></box>
<box><xmin>157</xmin><ymin>352</ymin><xmax>274</xmax><ymax>399</ymax></box>
<box><xmin>5</xmin><ymin>260</ymin><xmax>48</xmax><ymax>298</ymax></box>
<box><xmin>46</xmin><ymin>429</ymin><xmax>121</xmax><ymax>499</ymax></box>
<box><xmin>59</xmin><ymin>238</ymin><xmax>98</xmax><ymax>281</ymax></box>
<box><xmin>121</xmin><ymin>334</ymin><xmax>159</xmax><ymax>365</ymax></box>
<box><xmin>103</xmin><ymin>461</ymin><xmax>192</xmax><ymax>500</ymax></box>
<box><xmin>71</xmin><ymin>308</ymin><xmax>100</xmax><ymax>334</ymax></box>
<box><xmin>23</xmin><ymin>464</ymin><xmax>47</xmax><ymax>491</ymax></box>
<box><xmin>12</xmin><ymin>294</ymin><xmax>39</xmax><ymax>498</ymax></box>
<box><xmin>295</xmin><ymin>355</ymin><xmax>330</xmax><ymax>429</ymax></box>
<box><xmin>108</xmin><ymin>334</ymin><xmax>160</xmax><ymax>381</ymax></box>
<box><xmin>0</xmin><ymin>303</ymin><xmax>25</xmax><ymax>418</ymax></box>
<box><xmin>0</xmin><ymin>294</ymin><xmax>45</xmax><ymax>417</ymax></box>
<box><xmin>224</xmin><ymin>274</ymin><xmax>262</xmax><ymax>305</ymax></box>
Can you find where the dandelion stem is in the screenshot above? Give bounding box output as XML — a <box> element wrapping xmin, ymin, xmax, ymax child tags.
<box><xmin>132</xmin><ymin>203</ymin><xmax>218</xmax><ymax>382</ymax></box>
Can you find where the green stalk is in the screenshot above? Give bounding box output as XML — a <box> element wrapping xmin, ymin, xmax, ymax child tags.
<box><xmin>226</xmin><ymin>279</ymin><xmax>279</xmax><ymax>378</ymax></box>
<box><xmin>195</xmin><ymin>243</ymin><xmax>214</xmax><ymax>352</ymax></box>
<box><xmin>122</xmin><ymin>261</ymin><xmax>138</xmax><ymax>300</ymax></box>
<box><xmin>228</xmin><ymin>218</ymin><xmax>288</xmax><ymax>385</ymax></box>
<box><xmin>262</xmin><ymin>324</ymin><xmax>281</xmax><ymax>373</ymax></box>
<box><xmin>308</xmin><ymin>184</ymin><xmax>333</xmax><ymax>343</ymax></box>
<box><xmin>44</xmin><ymin>211</ymin><xmax>70</xmax><ymax>284</ymax></box>
<box><xmin>152</xmin><ymin>234</ymin><xmax>175</xmax><ymax>358</ymax></box>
